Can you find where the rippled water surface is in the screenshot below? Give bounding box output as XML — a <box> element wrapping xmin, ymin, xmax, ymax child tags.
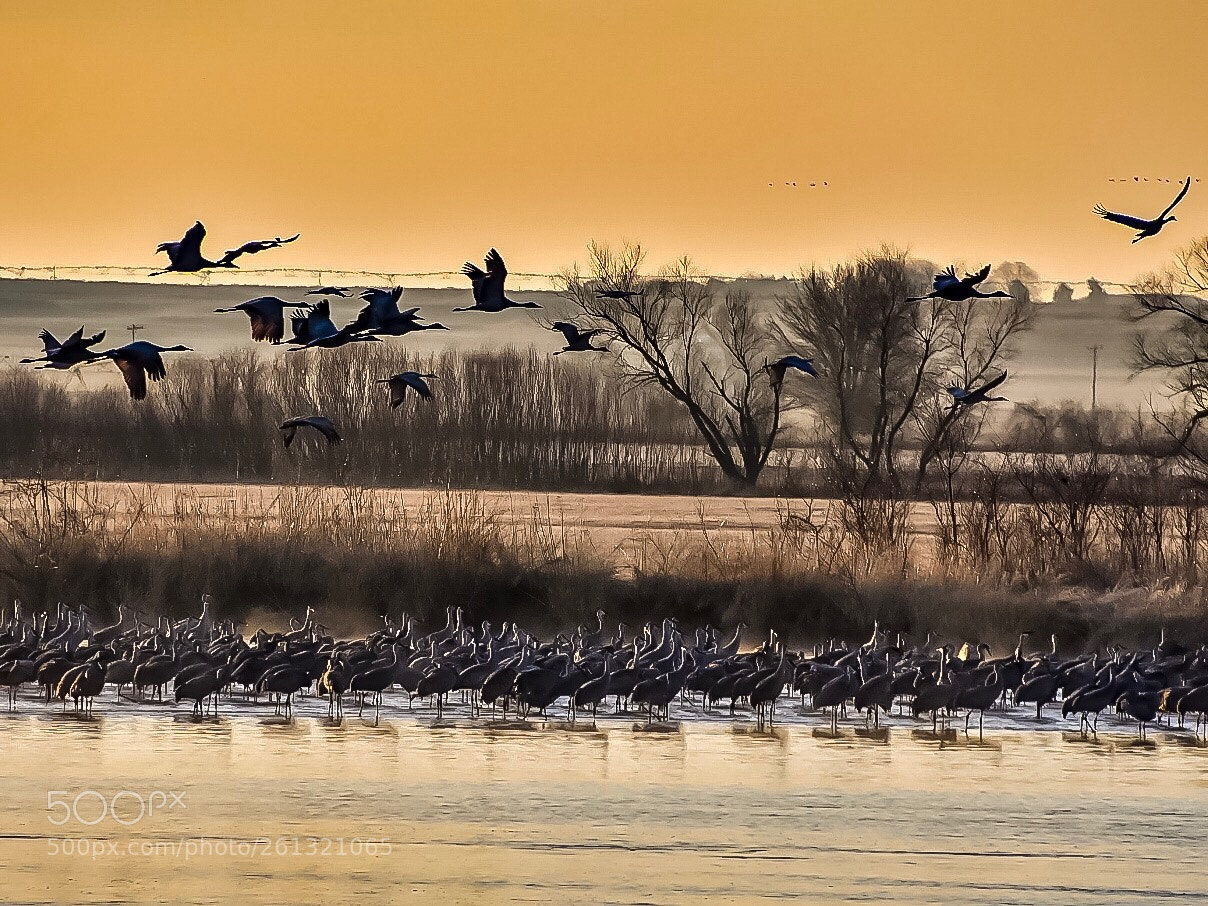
<box><xmin>2</xmin><ymin>692</ymin><xmax>1206</xmax><ymax>904</ymax></box>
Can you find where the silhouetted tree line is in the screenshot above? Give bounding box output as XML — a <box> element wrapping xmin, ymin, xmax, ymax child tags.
<box><xmin>3</xmin><ymin>240</ymin><xmax>1206</xmax><ymax>502</ymax></box>
<box><xmin>0</xmin><ymin>345</ymin><xmax>744</xmax><ymax>492</ymax></box>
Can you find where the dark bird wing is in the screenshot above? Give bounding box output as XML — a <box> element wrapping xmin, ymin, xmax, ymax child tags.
<box><xmin>402</xmin><ymin>373</ymin><xmax>434</xmax><ymax>399</ymax></box>
<box><xmin>310</xmin><ymin>417</ymin><xmax>341</xmax><ymax>444</ymax></box>
<box><xmin>142</xmin><ymin>348</ymin><xmax>168</xmax><ymax>383</ymax></box>
<box><xmin>289</xmin><ymin>309</ymin><xmax>312</xmax><ymax>343</ymax></box>
<box><xmin>551</xmin><ymin>321</ymin><xmax>581</xmax><ymax>344</ymax></box>
<box><xmin>461</xmin><ymin>261</ymin><xmax>488</xmax><ymax>304</ymax></box>
<box><xmin>383</xmin><ymin>377</ymin><xmax>408</xmax><ymax>408</ymax></box>
<box><xmin>1093</xmin><ymin>204</ymin><xmax>1152</xmax><ymax>231</ymax></box>
<box><xmin>964</xmin><ymin>264</ymin><xmax>991</xmax><ymax>285</ymax></box>
<box><xmin>934</xmin><ymin>267</ymin><xmax>960</xmax><ymax>292</ymax></box>
<box><xmin>219</xmin><ymin>233</ymin><xmax>301</xmax><ymax>265</ymax></box>
<box><xmin>972</xmin><ymin>371</ymin><xmax>1008</xmax><ymax>394</ymax></box>
<box><xmin>361</xmin><ymin>287</ymin><xmax>405</xmax><ymax>322</ymax></box>
<box><xmin>111</xmin><ymin>355</ymin><xmax>149</xmax><ymax>401</ymax></box>
<box><xmin>281</xmin><ymin>416</ymin><xmax>340</xmax><ymax>446</ymax></box>
<box><xmin>1158</xmin><ymin>177</ymin><xmax>1192</xmax><ymax>219</ymax></box>
<box><xmin>244</xmin><ymin>297</ymin><xmax>290</xmax><ymax>343</ymax></box>
<box><xmin>482</xmin><ymin>248</ymin><xmax>507</xmax><ymax>306</ymax></box>
<box><xmin>61</xmin><ymin>325</ymin><xmax>86</xmax><ymax>348</ymax></box>
<box><xmin>305</xmin><ymin>416</ymin><xmax>341</xmax><ymax>444</ymax></box>
<box><xmin>307</xmin><ymin>300</ymin><xmax>338</xmax><ymax>340</ymax></box>
<box><xmin>37</xmin><ymin>329</ymin><xmax>62</xmax><ymax>354</ymax></box>
<box><xmin>381</xmin><ymin>373</ymin><xmax>433</xmax><ymax>406</ymax></box>
<box><xmin>779</xmin><ymin>354</ymin><xmax>818</xmax><ymax>377</ymax></box>
<box><xmin>82</xmin><ymin>329</ymin><xmax>106</xmax><ymax>349</ymax></box>
<box><xmin>248</xmin><ymin>310</ymin><xmax>275</xmax><ymax>342</ymax></box>
<box><xmin>947</xmin><ymin>386</ymin><xmax>970</xmax><ymax>401</ymax></box>
<box><xmin>157</xmin><ymin>221</ymin><xmax>206</xmax><ymax>268</ymax></box>
<box><xmin>218</xmin><ymin>242</ymin><xmax>260</xmax><ymax>265</ymax></box>
<box><xmin>347</xmin><ymin>304</ymin><xmax>376</xmax><ymax>334</ymax></box>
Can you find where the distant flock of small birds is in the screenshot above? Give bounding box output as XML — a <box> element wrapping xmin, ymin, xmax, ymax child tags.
<box><xmin>16</xmin><ymin>176</ymin><xmax>1195</xmax><ymax>445</ymax></box>
<box><xmin>1107</xmin><ymin>177</ymin><xmax>1201</xmax><ymax>183</ymax></box>
<box><xmin>2</xmin><ymin>600</ymin><xmax>1205</xmax><ymax>741</ymax></box>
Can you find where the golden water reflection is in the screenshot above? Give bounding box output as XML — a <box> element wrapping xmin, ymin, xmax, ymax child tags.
<box><xmin>0</xmin><ymin>713</ymin><xmax>1205</xmax><ymax>903</ymax></box>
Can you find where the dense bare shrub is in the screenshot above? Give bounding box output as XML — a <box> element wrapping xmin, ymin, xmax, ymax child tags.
<box><xmin>1008</xmin><ymin>451</ymin><xmax>1111</xmax><ymax>580</ymax></box>
<box><xmin>0</xmin><ymin>345</ymin><xmax>745</xmax><ymax>492</ymax></box>
<box><xmin>1001</xmin><ymin>402</ymin><xmax>1162</xmax><ymax>455</ymax></box>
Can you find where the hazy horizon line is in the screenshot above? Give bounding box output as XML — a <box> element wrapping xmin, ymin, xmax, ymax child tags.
<box><xmin>0</xmin><ymin>262</ymin><xmax>1142</xmax><ymax>295</ymax></box>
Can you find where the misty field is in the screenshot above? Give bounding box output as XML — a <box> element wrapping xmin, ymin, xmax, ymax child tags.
<box><xmin>0</xmin><ymin>276</ymin><xmax>1165</xmax><ymax>408</ymax></box>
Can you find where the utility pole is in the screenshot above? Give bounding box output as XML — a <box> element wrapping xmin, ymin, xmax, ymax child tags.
<box><xmin>127</xmin><ymin>323</ymin><xmax>144</xmax><ymax>342</ymax></box>
<box><xmin>1088</xmin><ymin>344</ymin><xmax>1102</xmax><ymax>411</ymax></box>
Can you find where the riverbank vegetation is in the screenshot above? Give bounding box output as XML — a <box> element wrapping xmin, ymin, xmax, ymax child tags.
<box><xmin>0</xmin><ymin>478</ymin><xmax>1201</xmax><ymax>648</ymax></box>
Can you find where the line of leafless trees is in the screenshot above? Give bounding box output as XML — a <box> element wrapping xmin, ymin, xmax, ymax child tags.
<box><xmin>1</xmin><ymin>345</ymin><xmax>740</xmax><ymax>491</ymax></box>
<box><xmin>4</xmin><ymin>241</ymin><xmax>1208</xmax><ymax>507</ymax></box>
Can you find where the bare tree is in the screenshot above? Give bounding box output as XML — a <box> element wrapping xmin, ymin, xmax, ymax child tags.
<box><xmin>558</xmin><ymin>242</ymin><xmax>783</xmax><ymax>487</ymax></box>
<box><xmin>776</xmin><ymin>248</ymin><xmax>1032</xmax><ymax>497</ymax></box>
<box><xmin>1009</xmin><ymin>449</ymin><xmax>1111</xmax><ymax>567</ymax></box>
<box><xmin>1131</xmin><ymin>237</ymin><xmax>1208</xmax><ymax>469</ymax></box>
<box><xmin>991</xmin><ymin>260</ymin><xmax>1041</xmax><ymax>287</ymax></box>
<box><xmin>1085</xmin><ymin>277</ymin><xmax>1110</xmax><ymax>303</ymax></box>
<box><xmin>990</xmin><ymin>262</ymin><xmax>1039</xmax><ymax>306</ymax></box>
<box><xmin>1006</xmin><ymin>279</ymin><xmax>1032</xmax><ymax>306</ymax></box>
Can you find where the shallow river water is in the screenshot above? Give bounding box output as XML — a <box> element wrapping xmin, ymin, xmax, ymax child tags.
<box><xmin>1</xmin><ymin>691</ymin><xmax>1205</xmax><ymax>904</ymax></box>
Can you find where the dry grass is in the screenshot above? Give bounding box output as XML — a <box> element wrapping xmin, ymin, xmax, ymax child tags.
<box><xmin>0</xmin><ymin>478</ymin><xmax>1203</xmax><ymax>648</ymax></box>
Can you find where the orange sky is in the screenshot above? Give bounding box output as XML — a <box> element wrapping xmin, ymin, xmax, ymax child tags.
<box><xmin>0</xmin><ymin>1</ymin><xmax>1205</xmax><ymax>283</ymax></box>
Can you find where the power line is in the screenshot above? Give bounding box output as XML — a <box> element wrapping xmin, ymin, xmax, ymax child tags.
<box><xmin>0</xmin><ymin>262</ymin><xmax>1144</xmax><ymax>291</ymax></box>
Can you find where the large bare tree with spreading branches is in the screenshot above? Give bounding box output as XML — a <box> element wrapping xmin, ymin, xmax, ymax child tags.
<box><xmin>558</xmin><ymin>242</ymin><xmax>784</xmax><ymax>487</ymax></box>
<box><xmin>775</xmin><ymin>248</ymin><xmax>1033</xmax><ymax>498</ymax></box>
<box><xmin>1132</xmin><ymin>236</ymin><xmax>1208</xmax><ymax>469</ymax></box>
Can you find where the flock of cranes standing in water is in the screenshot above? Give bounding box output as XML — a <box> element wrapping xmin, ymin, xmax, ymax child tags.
<box><xmin>17</xmin><ymin>175</ymin><xmax>1195</xmax><ymax>435</ymax></box>
<box><xmin>0</xmin><ymin>600</ymin><xmax>1206</xmax><ymax>742</ymax></box>
<box><xmin>8</xmin><ymin>179</ymin><xmax>1203</xmax><ymax>740</ymax></box>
